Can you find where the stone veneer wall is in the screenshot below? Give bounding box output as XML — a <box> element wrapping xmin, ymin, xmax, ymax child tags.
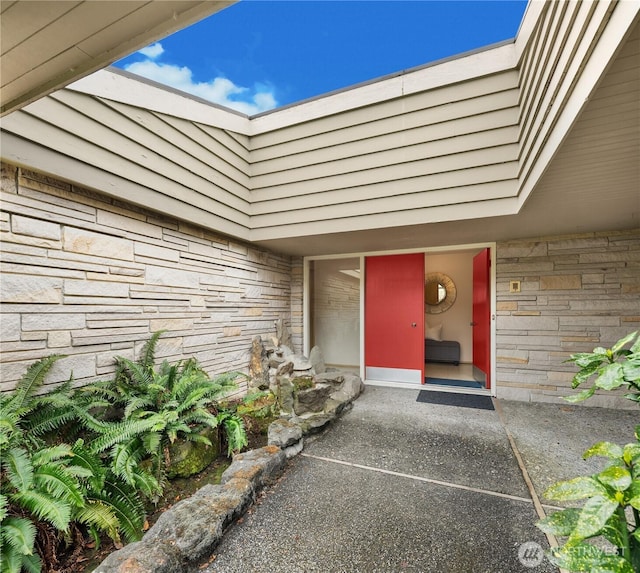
<box><xmin>495</xmin><ymin>230</ymin><xmax>640</xmax><ymax>409</ymax></box>
<box><xmin>0</xmin><ymin>163</ymin><xmax>293</xmax><ymax>395</ymax></box>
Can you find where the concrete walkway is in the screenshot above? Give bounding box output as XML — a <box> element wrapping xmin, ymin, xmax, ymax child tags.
<box><xmin>197</xmin><ymin>386</ymin><xmax>638</xmax><ymax>573</ymax></box>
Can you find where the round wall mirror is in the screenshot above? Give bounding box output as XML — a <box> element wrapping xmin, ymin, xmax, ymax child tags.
<box><xmin>425</xmin><ymin>272</ymin><xmax>456</xmax><ymax>314</ymax></box>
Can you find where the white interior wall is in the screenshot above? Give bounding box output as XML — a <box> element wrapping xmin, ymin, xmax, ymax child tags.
<box><xmin>424</xmin><ymin>251</ymin><xmax>476</xmax><ymax>363</ymax></box>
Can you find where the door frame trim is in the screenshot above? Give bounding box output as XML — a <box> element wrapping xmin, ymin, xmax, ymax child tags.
<box><xmin>303</xmin><ymin>242</ymin><xmax>496</xmax><ymax>397</ymax></box>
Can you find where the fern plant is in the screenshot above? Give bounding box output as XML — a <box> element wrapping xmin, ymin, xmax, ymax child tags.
<box><xmin>0</xmin><ymin>491</ymin><xmax>41</xmax><ymax>573</ymax></box>
<box><xmin>80</xmin><ymin>332</ymin><xmax>248</xmax><ymax>494</ymax></box>
<box><xmin>0</xmin><ymin>356</ymin><xmax>147</xmax><ymax>573</ymax></box>
<box><xmin>217</xmin><ymin>409</ymin><xmax>249</xmax><ymax>456</ymax></box>
<box><xmin>0</xmin><ymin>334</ymin><xmax>250</xmax><ymax>570</ymax></box>
<box><xmin>0</xmin><ymin>356</ymin><xmax>70</xmax><ymax>573</ymax></box>
<box><xmin>0</xmin><ymin>355</ymin><xmax>69</xmax><ymax>449</ymax></box>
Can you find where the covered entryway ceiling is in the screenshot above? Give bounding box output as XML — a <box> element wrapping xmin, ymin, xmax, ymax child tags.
<box><xmin>0</xmin><ymin>0</ymin><xmax>235</xmax><ymax>115</ymax></box>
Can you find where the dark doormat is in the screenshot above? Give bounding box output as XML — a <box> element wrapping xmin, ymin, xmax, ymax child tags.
<box><xmin>424</xmin><ymin>377</ymin><xmax>483</xmax><ymax>389</ymax></box>
<box><xmin>416</xmin><ymin>390</ymin><xmax>494</xmax><ymax>410</ymax></box>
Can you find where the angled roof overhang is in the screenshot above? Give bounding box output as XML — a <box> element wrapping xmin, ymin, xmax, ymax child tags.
<box><xmin>1</xmin><ymin>0</ymin><xmax>638</xmax><ymax>256</ymax></box>
<box><xmin>0</xmin><ymin>0</ymin><xmax>235</xmax><ymax>116</ymax></box>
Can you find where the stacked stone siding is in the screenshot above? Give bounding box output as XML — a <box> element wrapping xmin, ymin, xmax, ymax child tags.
<box><xmin>2</xmin><ymin>162</ymin><xmax>638</xmax><ymax>409</ymax></box>
<box><xmin>496</xmin><ymin>230</ymin><xmax>640</xmax><ymax>409</ymax></box>
<box><xmin>0</xmin><ymin>163</ymin><xmax>293</xmax><ymax>394</ymax></box>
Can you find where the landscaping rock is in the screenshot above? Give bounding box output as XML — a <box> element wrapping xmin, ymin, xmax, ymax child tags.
<box><xmin>221</xmin><ymin>445</ymin><xmax>286</xmax><ymax>490</ymax></box>
<box><xmin>248</xmin><ymin>335</ymin><xmax>269</xmax><ymax>389</ymax></box>
<box><xmin>282</xmin><ymin>440</ymin><xmax>304</xmax><ymax>458</ymax></box>
<box><xmin>291</xmin><ymin>354</ymin><xmax>313</xmax><ymax>372</ymax></box>
<box><xmin>279</xmin><ymin>344</ymin><xmax>293</xmax><ymax>357</ymax></box>
<box><xmin>331</xmin><ymin>372</ymin><xmax>365</xmax><ymax>403</ymax></box>
<box><xmin>166</xmin><ymin>426</ymin><xmax>219</xmax><ymax>479</ymax></box>
<box><xmin>268</xmin><ymin>418</ymin><xmax>304</xmax><ymax>459</ymax></box>
<box><xmin>268</xmin><ymin>353</ymin><xmax>286</xmax><ymax>368</ymax></box>
<box><xmin>309</xmin><ymin>345</ymin><xmax>326</xmax><ymax>374</ymax></box>
<box><xmin>314</xmin><ymin>371</ymin><xmax>346</xmax><ymax>388</ymax></box>
<box><xmin>92</xmin><ymin>540</ymin><xmax>182</xmax><ymax>573</ymax></box>
<box><xmin>294</xmin><ymin>383</ymin><xmax>332</xmax><ymax>414</ymax></box>
<box><xmin>263</xmin><ymin>339</ymin><xmax>277</xmax><ymax>354</ymax></box>
<box><xmin>272</xmin><ymin>376</ymin><xmax>294</xmax><ymax>414</ymax></box>
<box><xmin>143</xmin><ymin>485</ymin><xmax>227</xmax><ymax>561</ymax></box>
<box><xmin>219</xmin><ymin>477</ymin><xmax>257</xmax><ymax>521</ymax></box>
<box><xmin>296</xmin><ymin>411</ymin><xmax>335</xmax><ymax>434</ymax></box>
<box><xmin>324</xmin><ymin>397</ymin><xmax>354</xmax><ymax>418</ymax></box>
<box><xmin>268</xmin><ymin>418</ymin><xmax>303</xmax><ymax>448</ymax></box>
<box><xmin>92</xmin><ymin>447</ymin><xmax>286</xmax><ymax>573</ymax></box>
<box><xmin>274</xmin><ymin>318</ymin><xmax>292</xmax><ymax>349</ymax></box>
<box><xmin>93</xmin><ymin>334</ymin><xmax>365</xmax><ymax>573</ymax></box>
<box><xmin>276</xmin><ymin>360</ymin><xmax>294</xmax><ymax>377</ymax></box>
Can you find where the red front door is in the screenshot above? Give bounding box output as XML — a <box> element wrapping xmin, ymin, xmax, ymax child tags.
<box><xmin>472</xmin><ymin>248</ymin><xmax>491</xmax><ymax>388</ymax></box>
<box><xmin>365</xmin><ymin>253</ymin><xmax>424</xmax><ymax>383</ymax></box>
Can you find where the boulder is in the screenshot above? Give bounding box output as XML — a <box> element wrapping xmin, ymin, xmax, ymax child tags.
<box><xmin>294</xmin><ymin>383</ymin><xmax>332</xmax><ymax>415</ymax></box>
<box><xmin>143</xmin><ymin>484</ymin><xmax>239</xmax><ymax>562</ymax></box>
<box><xmin>268</xmin><ymin>418</ymin><xmax>303</xmax><ymax>448</ymax></box>
<box><xmin>274</xmin><ymin>318</ymin><xmax>292</xmax><ymax>349</ymax></box>
<box><xmin>272</xmin><ymin>376</ymin><xmax>294</xmax><ymax>414</ymax></box>
<box><xmin>314</xmin><ymin>371</ymin><xmax>346</xmax><ymax>389</ymax></box>
<box><xmin>92</xmin><ymin>540</ymin><xmax>182</xmax><ymax>573</ymax></box>
<box><xmin>291</xmin><ymin>354</ymin><xmax>313</xmax><ymax>372</ymax></box>
<box><xmin>94</xmin><ymin>447</ymin><xmax>285</xmax><ymax>573</ymax></box>
<box><xmin>248</xmin><ymin>335</ymin><xmax>269</xmax><ymax>389</ymax></box>
<box><xmin>221</xmin><ymin>445</ymin><xmax>286</xmax><ymax>490</ymax></box>
<box><xmin>276</xmin><ymin>361</ymin><xmax>294</xmax><ymax>377</ymax></box>
<box><xmin>333</xmin><ymin>372</ymin><xmax>365</xmax><ymax>402</ymax></box>
<box><xmin>296</xmin><ymin>411</ymin><xmax>334</xmax><ymax>434</ymax></box>
<box><xmin>166</xmin><ymin>426</ymin><xmax>219</xmax><ymax>479</ymax></box>
<box><xmin>309</xmin><ymin>346</ymin><xmax>326</xmax><ymax>374</ymax></box>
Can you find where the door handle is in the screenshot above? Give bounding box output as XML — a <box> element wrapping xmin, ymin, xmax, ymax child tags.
<box><xmin>470</xmin><ymin>321</ymin><xmax>477</xmax><ymax>326</ymax></box>
<box><xmin>411</xmin><ymin>323</ymin><xmax>417</xmax><ymax>328</ymax></box>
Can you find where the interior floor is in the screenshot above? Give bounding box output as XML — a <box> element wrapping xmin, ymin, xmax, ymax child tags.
<box><xmin>365</xmin><ymin>362</ymin><xmax>491</xmax><ymax>395</ymax></box>
<box><xmin>425</xmin><ymin>362</ymin><xmax>475</xmax><ymax>381</ymax></box>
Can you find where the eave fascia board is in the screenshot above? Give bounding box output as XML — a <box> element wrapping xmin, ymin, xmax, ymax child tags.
<box><xmin>68</xmin><ymin>42</ymin><xmax>518</xmax><ymax>138</ymax></box>
<box><xmin>514</xmin><ymin>0</ymin><xmax>548</xmax><ymax>65</ymax></box>
<box><xmin>249</xmin><ymin>42</ymin><xmax>518</xmax><ymax>135</ymax></box>
<box><xmin>248</xmin><ymin>196</ymin><xmax>521</xmax><ymax>242</ymax></box>
<box><xmin>67</xmin><ymin>69</ymin><xmax>252</xmax><ymax>135</ymax></box>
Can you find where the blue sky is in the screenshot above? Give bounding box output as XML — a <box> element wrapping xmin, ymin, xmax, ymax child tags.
<box><xmin>115</xmin><ymin>0</ymin><xmax>528</xmax><ymax>115</ymax></box>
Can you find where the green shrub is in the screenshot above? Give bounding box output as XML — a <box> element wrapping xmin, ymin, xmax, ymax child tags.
<box><xmin>565</xmin><ymin>331</ymin><xmax>640</xmax><ymax>404</ymax></box>
<box><xmin>536</xmin><ymin>332</ymin><xmax>640</xmax><ymax>572</ymax></box>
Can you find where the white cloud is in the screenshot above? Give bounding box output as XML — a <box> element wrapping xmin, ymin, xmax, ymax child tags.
<box><xmin>138</xmin><ymin>42</ymin><xmax>164</xmax><ymax>59</ymax></box>
<box><xmin>124</xmin><ymin>57</ymin><xmax>277</xmax><ymax>115</ymax></box>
